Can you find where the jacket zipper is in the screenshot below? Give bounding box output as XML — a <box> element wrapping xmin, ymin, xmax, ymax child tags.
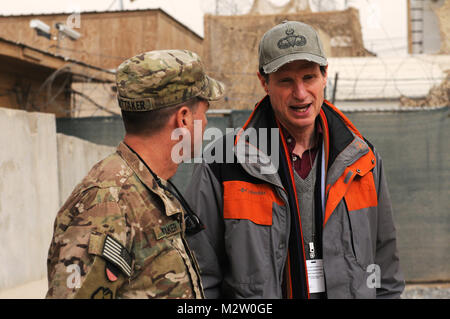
<box><xmin>343</xmin><ymin>200</ymin><xmax>357</xmax><ymax>258</ymax></box>
<box><xmin>277</xmin><ymin>124</ymin><xmax>310</xmax><ymax>299</ymax></box>
<box><xmin>276</xmin><ymin>186</ymin><xmax>291</xmax><ymax>284</ymax></box>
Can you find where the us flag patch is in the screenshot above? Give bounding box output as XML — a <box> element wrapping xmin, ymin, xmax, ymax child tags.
<box><xmin>101</xmin><ymin>235</ymin><xmax>132</xmax><ymax>277</ymax></box>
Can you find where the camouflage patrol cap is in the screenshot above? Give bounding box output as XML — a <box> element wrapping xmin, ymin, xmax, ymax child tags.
<box><xmin>116</xmin><ymin>50</ymin><xmax>225</xmax><ymax>111</ymax></box>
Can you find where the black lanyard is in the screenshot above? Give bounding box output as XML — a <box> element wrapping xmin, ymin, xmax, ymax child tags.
<box><xmin>123</xmin><ymin>143</ymin><xmax>205</xmax><ymax>235</ymax></box>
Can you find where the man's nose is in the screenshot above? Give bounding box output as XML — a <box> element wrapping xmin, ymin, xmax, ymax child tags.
<box><xmin>293</xmin><ymin>81</ymin><xmax>308</xmax><ymax>100</ymax></box>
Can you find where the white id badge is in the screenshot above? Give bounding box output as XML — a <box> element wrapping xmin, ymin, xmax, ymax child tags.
<box><xmin>306</xmin><ymin>259</ymin><xmax>325</xmax><ymax>293</ymax></box>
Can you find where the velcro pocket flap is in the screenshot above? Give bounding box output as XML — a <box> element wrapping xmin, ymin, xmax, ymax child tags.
<box><xmin>223</xmin><ymin>181</ymin><xmax>284</xmax><ymax>226</ymax></box>
<box><xmin>88</xmin><ymin>232</ymin><xmax>132</xmax><ymax>277</ymax></box>
<box><xmin>344</xmin><ymin>171</ymin><xmax>378</xmax><ymax>212</ymax></box>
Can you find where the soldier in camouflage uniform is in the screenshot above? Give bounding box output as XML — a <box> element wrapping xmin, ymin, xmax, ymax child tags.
<box><xmin>46</xmin><ymin>50</ymin><xmax>225</xmax><ymax>299</ymax></box>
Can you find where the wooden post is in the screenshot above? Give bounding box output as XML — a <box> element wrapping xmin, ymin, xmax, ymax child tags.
<box><xmin>332</xmin><ymin>72</ymin><xmax>339</xmax><ymax>105</ymax></box>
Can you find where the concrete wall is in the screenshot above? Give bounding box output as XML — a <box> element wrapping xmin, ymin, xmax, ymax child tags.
<box><xmin>0</xmin><ymin>107</ymin><xmax>116</xmax><ymax>294</ymax></box>
<box><xmin>57</xmin><ymin>133</ymin><xmax>115</xmax><ymax>206</ymax></box>
<box><xmin>0</xmin><ymin>107</ymin><xmax>59</xmax><ymax>291</ymax></box>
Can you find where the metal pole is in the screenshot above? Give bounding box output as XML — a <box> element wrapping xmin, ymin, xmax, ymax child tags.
<box><xmin>332</xmin><ymin>72</ymin><xmax>339</xmax><ymax>105</ymax></box>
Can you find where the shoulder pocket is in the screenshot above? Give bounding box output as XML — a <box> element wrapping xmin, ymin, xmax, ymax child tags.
<box><xmin>344</xmin><ymin>171</ymin><xmax>377</xmax><ymax>212</ymax></box>
<box><xmin>223</xmin><ymin>181</ymin><xmax>284</xmax><ymax>226</ymax></box>
<box><xmin>72</xmin><ymin>232</ymin><xmax>131</xmax><ymax>299</ymax></box>
<box><xmin>88</xmin><ymin>232</ymin><xmax>132</xmax><ymax>278</ymax></box>
<box><xmin>73</xmin><ymin>256</ymin><xmax>126</xmax><ymax>299</ymax></box>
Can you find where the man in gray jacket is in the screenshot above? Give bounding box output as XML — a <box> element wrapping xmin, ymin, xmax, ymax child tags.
<box><xmin>185</xmin><ymin>21</ymin><xmax>405</xmax><ymax>299</ymax></box>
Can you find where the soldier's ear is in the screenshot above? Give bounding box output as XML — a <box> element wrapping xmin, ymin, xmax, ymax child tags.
<box><xmin>174</xmin><ymin>105</ymin><xmax>193</xmax><ymax>129</ymax></box>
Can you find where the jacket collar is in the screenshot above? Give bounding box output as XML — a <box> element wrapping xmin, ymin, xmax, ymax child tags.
<box><xmin>319</xmin><ymin>100</ymin><xmax>376</xmax><ymax>184</ymax></box>
<box><xmin>236</xmin><ymin>95</ymin><xmax>377</xmax><ymax>226</ymax></box>
<box><xmin>318</xmin><ymin>101</ymin><xmax>376</xmax><ymax>225</ymax></box>
<box><xmin>236</xmin><ymin>96</ymin><xmax>375</xmax><ymax>186</ymax></box>
<box><xmin>116</xmin><ymin>142</ymin><xmax>183</xmax><ymax>217</ymax></box>
<box><xmin>234</xmin><ymin>96</ymin><xmax>284</xmax><ymax>188</ymax></box>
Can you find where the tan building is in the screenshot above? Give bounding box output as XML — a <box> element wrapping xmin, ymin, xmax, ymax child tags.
<box><xmin>0</xmin><ymin>8</ymin><xmax>203</xmax><ymax>70</ymax></box>
<box><xmin>0</xmin><ymin>37</ymin><xmax>114</xmax><ymax>117</ymax></box>
<box><xmin>0</xmin><ymin>8</ymin><xmax>204</xmax><ymax>117</ymax></box>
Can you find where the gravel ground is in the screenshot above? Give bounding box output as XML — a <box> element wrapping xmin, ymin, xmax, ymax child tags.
<box><xmin>401</xmin><ymin>284</ymin><xmax>450</xmax><ymax>299</ymax></box>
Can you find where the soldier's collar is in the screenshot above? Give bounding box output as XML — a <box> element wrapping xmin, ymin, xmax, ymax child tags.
<box><xmin>119</xmin><ymin>142</ymin><xmax>205</xmax><ymax>235</ymax></box>
<box><xmin>117</xmin><ymin>142</ymin><xmax>182</xmax><ymax>217</ymax></box>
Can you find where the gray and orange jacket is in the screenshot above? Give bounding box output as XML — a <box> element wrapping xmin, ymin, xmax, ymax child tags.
<box><xmin>185</xmin><ymin>96</ymin><xmax>405</xmax><ymax>298</ymax></box>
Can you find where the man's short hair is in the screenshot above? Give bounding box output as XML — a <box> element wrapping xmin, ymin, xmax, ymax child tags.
<box><xmin>121</xmin><ymin>97</ymin><xmax>202</xmax><ymax>136</ymax></box>
<box><xmin>259</xmin><ymin>65</ymin><xmax>327</xmax><ymax>83</ymax></box>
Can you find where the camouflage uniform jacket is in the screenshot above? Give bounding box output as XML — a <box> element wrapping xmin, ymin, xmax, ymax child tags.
<box><xmin>46</xmin><ymin>142</ymin><xmax>204</xmax><ymax>299</ymax></box>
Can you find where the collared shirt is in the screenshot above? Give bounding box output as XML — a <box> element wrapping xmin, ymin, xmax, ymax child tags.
<box><xmin>281</xmin><ymin>121</ymin><xmax>323</xmax><ymax>179</ymax></box>
<box><xmin>280</xmin><ymin>120</ymin><xmax>326</xmax><ymax>299</ymax></box>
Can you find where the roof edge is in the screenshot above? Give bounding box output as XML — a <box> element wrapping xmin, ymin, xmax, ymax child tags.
<box><xmin>0</xmin><ymin>7</ymin><xmax>203</xmax><ymax>40</ymax></box>
<box><xmin>0</xmin><ymin>36</ymin><xmax>115</xmax><ymax>82</ymax></box>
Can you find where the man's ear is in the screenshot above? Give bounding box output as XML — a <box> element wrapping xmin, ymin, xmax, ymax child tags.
<box><xmin>322</xmin><ymin>65</ymin><xmax>328</xmax><ymax>86</ymax></box>
<box><xmin>257</xmin><ymin>71</ymin><xmax>269</xmax><ymax>94</ymax></box>
<box><xmin>174</xmin><ymin>105</ymin><xmax>192</xmax><ymax>129</ymax></box>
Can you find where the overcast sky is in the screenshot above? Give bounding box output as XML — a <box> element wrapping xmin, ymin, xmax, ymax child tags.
<box><xmin>0</xmin><ymin>0</ymin><xmax>408</xmax><ymax>56</ymax></box>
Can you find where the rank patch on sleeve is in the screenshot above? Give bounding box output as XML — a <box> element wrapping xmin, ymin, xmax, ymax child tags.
<box><xmin>101</xmin><ymin>235</ymin><xmax>132</xmax><ymax>277</ymax></box>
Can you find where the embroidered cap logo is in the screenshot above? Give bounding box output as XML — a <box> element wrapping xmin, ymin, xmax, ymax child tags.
<box><xmin>277</xmin><ymin>26</ymin><xmax>307</xmax><ymax>49</ymax></box>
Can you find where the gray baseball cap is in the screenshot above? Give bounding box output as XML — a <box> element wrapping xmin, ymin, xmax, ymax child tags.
<box><xmin>258</xmin><ymin>20</ymin><xmax>327</xmax><ymax>74</ymax></box>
